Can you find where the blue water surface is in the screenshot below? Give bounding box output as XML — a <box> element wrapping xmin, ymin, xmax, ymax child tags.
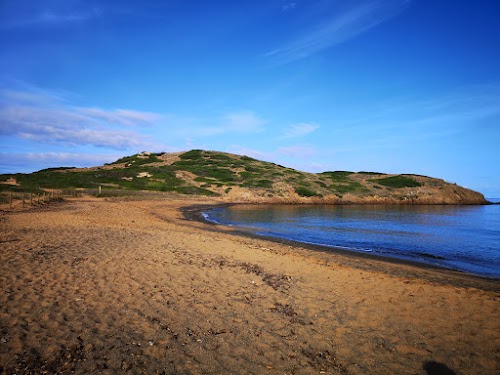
<box><xmin>204</xmin><ymin>201</ymin><xmax>500</xmax><ymax>279</ymax></box>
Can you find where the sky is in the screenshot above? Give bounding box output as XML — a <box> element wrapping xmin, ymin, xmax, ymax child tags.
<box><xmin>1</xmin><ymin>0</ymin><xmax>499</xmax><ymax>196</ymax></box>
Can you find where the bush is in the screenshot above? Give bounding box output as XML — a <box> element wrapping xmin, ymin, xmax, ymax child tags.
<box><xmin>319</xmin><ymin>171</ymin><xmax>353</xmax><ymax>180</ymax></box>
<box><xmin>179</xmin><ymin>149</ymin><xmax>204</xmax><ymax>160</ymax></box>
<box><xmin>295</xmin><ymin>186</ymin><xmax>321</xmax><ymax>197</ymax></box>
<box><xmin>371</xmin><ymin>175</ymin><xmax>422</xmax><ymax>188</ymax></box>
<box><xmin>175</xmin><ymin>186</ymin><xmax>219</xmax><ymax>196</ymax></box>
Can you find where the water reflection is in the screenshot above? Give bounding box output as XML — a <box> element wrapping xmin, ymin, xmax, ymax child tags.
<box><xmin>206</xmin><ymin>204</ymin><xmax>500</xmax><ymax>278</ymax></box>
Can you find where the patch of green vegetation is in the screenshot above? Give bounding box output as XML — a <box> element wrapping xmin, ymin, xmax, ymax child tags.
<box><xmin>175</xmin><ymin>186</ymin><xmax>219</xmax><ymax>196</ymax></box>
<box><xmin>241</xmin><ymin>179</ymin><xmax>274</xmax><ymax>189</ymax></box>
<box><xmin>358</xmin><ymin>171</ymin><xmax>387</xmax><ymax>175</ymax></box>
<box><xmin>370</xmin><ymin>175</ymin><xmax>422</xmax><ymax>188</ymax></box>
<box><xmin>295</xmin><ymin>186</ymin><xmax>322</xmax><ymax>197</ymax></box>
<box><xmin>140</xmin><ymin>166</ymin><xmax>183</xmax><ymax>183</ymax></box>
<box><xmin>319</xmin><ymin>171</ymin><xmax>367</xmax><ymax>195</ymax></box>
<box><xmin>402</xmin><ymin>173</ymin><xmax>430</xmax><ymax>178</ymax></box>
<box><xmin>110</xmin><ymin>153</ymin><xmax>162</xmax><ymax>166</ymax></box>
<box><xmin>179</xmin><ymin>149</ymin><xmax>204</xmax><ymax>160</ymax></box>
<box><xmin>331</xmin><ymin>182</ymin><xmax>368</xmax><ymax>195</ymax></box>
<box><xmin>205</xmin><ymin>167</ymin><xmax>238</xmax><ymax>182</ymax></box>
<box><xmin>320</xmin><ymin>171</ymin><xmax>354</xmax><ymax>182</ymax></box>
<box><xmin>36</xmin><ymin>167</ymin><xmax>76</xmax><ymax>172</ymax></box>
<box><xmin>243</xmin><ymin>166</ymin><xmax>260</xmax><ymax>173</ymax></box>
<box><xmin>145</xmin><ymin>181</ymin><xmax>167</xmax><ymax>190</ymax></box>
<box><xmin>177</xmin><ymin>164</ymin><xmax>238</xmax><ymax>182</ymax></box>
<box><xmin>14</xmin><ymin>170</ymin><xmax>103</xmax><ymax>190</ymax></box>
<box><xmin>0</xmin><ymin>184</ymin><xmax>41</xmax><ymax>193</ymax></box>
<box><xmin>320</xmin><ymin>171</ymin><xmax>354</xmax><ymax>179</ymax></box>
<box><xmin>5</xmin><ymin>164</ymin><xmax>186</xmax><ymax>193</ymax></box>
<box><xmin>194</xmin><ymin>177</ymin><xmax>216</xmax><ymax>184</ymax></box>
<box><xmin>205</xmin><ymin>151</ymin><xmax>234</xmax><ymax>161</ymax></box>
<box><xmin>240</xmin><ymin>155</ymin><xmax>254</xmax><ymax>161</ymax></box>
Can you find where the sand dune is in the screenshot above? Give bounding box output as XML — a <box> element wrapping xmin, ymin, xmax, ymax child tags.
<box><xmin>1</xmin><ymin>197</ymin><xmax>499</xmax><ymax>374</ymax></box>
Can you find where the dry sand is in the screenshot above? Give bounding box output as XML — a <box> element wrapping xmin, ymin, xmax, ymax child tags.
<box><xmin>0</xmin><ymin>197</ymin><xmax>499</xmax><ymax>374</ymax></box>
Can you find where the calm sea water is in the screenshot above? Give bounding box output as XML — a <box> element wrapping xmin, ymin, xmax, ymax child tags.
<box><xmin>203</xmin><ymin>200</ymin><xmax>500</xmax><ymax>279</ymax></box>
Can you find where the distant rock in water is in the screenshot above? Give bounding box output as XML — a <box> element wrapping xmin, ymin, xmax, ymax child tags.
<box><xmin>0</xmin><ymin>149</ymin><xmax>488</xmax><ymax>205</ymax></box>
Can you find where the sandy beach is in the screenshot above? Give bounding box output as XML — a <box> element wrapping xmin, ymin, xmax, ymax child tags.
<box><xmin>1</xmin><ymin>197</ymin><xmax>499</xmax><ymax>374</ymax></box>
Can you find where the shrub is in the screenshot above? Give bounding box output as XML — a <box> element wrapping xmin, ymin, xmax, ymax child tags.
<box><xmin>179</xmin><ymin>149</ymin><xmax>204</xmax><ymax>160</ymax></box>
<box><xmin>319</xmin><ymin>171</ymin><xmax>353</xmax><ymax>180</ymax></box>
<box><xmin>371</xmin><ymin>175</ymin><xmax>422</xmax><ymax>188</ymax></box>
<box><xmin>295</xmin><ymin>186</ymin><xmax>321</xmax><ymax>197</ymax></box>
<box><xmin>241</xmin><ymin>155</ymin><xmax>257</xmax><ymax>162</ymax></box>
<box><xmin>175</xmin><ymin>186</ymin><xmax>219</xmax><ymax>196</ymax></box>
<box><xmin>358</xmin><ymin>171</ymin><xmax>387</xmax><ymax>175</ymax></box>
<box><xmin>241</xmin><ymin>179</ymin><xmax>273</xmax><ymax>188</ymax></box>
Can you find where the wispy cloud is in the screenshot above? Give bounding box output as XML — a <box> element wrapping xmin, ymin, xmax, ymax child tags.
<box><xmin>339</xmin><ymin>83</ymin><xmax>500</xmax><ymax>136</ymax></box>
<box><xmin>266</xmin><ymin>0</ymin><xmax>410</xmax><ymax>64</ymax></box>
<box><xmin>282</xmin><ymin>122</ymin><xmax>319</xmax><ymax>138</ymax></box>
<box><xmin>0</xmin><ymin>1</ymin><xmax>103</xmax><ymax>29</ymax></box>
<box><xmin>282</xmin><ymin>2</ymin><xmax>298</xmax><ymax>12</ymax></box>
<box><xmin>0</xmin><ymin>87</ymin><xmax>162</xmax><ymax>150</ymax></box>
<box><xmin>78</xmin><ymin>108</ymin><xmax>162</xmax><ymax>127</ymax></box>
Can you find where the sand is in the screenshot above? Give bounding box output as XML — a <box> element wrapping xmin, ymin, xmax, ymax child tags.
<box><xmin>0</xmin><ymin>197</ymin><xmax>499</xmax><ymax>374</ymax></box>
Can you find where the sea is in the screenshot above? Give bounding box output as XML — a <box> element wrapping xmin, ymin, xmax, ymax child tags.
<box><xmin>202</xmin><ymin>199</ymin><xmax>500</xmax><ymax>279</ymax></box>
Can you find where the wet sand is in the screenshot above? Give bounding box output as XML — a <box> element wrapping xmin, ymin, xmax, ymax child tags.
<box><xmin>1</xmin><ymin>197</ymin><xmax>499</xmax><ymax>374</ymax></box>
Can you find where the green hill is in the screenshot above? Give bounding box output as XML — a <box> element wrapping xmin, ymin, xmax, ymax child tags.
<box><xmin>0</xmin><ymin>150</ymin><xmax>487</xmax><ymax>204</ymax></box>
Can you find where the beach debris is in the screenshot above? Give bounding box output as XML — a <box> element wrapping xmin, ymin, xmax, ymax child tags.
<box><xmin>236</xmin><ymin>261</ymin><xmax>294</xmax><ymax>291</ymax></box>
<box><xmin>270</xmin><ymin>302</ymin><xmax>297</xmax><ymax>317</ymax></box>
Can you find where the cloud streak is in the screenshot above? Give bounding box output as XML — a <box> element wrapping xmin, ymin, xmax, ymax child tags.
<box><xmin>341</xmin><ymin>83</ymin><xmax>500</xmax><ymax>134</ymax></box>
<box><xmin>0</xmin><ymin>0</ymin><xmax>106</xmax><ymax>29</ymax></box>
<box><xmin>266</xmin><ymin>0</ymin><xmax>410</xmax><ymax>64</ymax></box>
<box><xmin>0</xmin><ymin>87</ymin><xmax>162</xmax><ymax>150</ymax></box>
<box><xmin>78</xmin><ymin>108</ymin><xmax>162</xmax><ymax>127</ymax></box>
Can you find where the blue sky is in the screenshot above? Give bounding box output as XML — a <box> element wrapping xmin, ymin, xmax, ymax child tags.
<box><xmin>1</xmin><ymin>0</ymin><xmax>499</xmax><ymax>196</ymax></box>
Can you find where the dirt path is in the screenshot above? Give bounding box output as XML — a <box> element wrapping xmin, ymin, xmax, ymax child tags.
<box><xmin>1</xmin><ymin>197</ymin><xmax>499</xmax><ymax>374</ymax></box>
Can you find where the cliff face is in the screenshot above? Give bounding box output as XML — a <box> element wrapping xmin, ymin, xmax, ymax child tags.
<box><xmin>220</xmin><ymin>182</ymin><xmax>488</xmax><ymax>205</ymax></box>
<box><xmin>1</xmin><ymin>150</ymin><xmax>488</xmax><ymax>205</ymax></box>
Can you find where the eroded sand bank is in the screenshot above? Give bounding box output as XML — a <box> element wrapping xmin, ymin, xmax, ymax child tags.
<box><xmin>1</xmin><ymin>197</ymin><xmax>499</xmax><ymax>374</ymax></box>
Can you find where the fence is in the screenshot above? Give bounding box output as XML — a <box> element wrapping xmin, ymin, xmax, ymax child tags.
<box><xmin>2</xmin><ymin>190</ymin><xmax>65</xmax><ymax>211</ymax></box>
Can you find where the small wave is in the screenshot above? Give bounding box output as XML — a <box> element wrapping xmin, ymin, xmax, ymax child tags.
<box><xmin>254</xmin><ymin>232</ymin><xmax>375</xmax><ymax>253</ymax></box>
<box><xmin>413</xmin><ymin>252</ymin><xmax>447</xmax><ymax>260</ymax></box>
<box><xmin>201</xmin><ymin>212</ymin><xmax>220</xmax><ymax>224</ymax></box>
<box><xmin>201</xmin><ymin>211</ymin><xmax>233</xmax><ymax>226</ymax></box>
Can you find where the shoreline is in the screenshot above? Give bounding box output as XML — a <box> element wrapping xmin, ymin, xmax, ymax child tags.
<box><xmin>181</xmin><ymin>202</ymin><xmax>500</xmax><ymax>291</ymax></box>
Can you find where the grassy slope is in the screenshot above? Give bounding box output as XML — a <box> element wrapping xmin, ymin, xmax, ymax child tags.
<box><xmin>0</xmin><ymin>150</ymin><xmax>487</xmax><ymax>204</ymax></box>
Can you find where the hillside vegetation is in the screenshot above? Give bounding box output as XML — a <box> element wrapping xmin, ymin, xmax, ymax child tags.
<box><xmin>0</xmin><ymin>150</ymin><xmax>487</xmax><ymax>204</ymax></box>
